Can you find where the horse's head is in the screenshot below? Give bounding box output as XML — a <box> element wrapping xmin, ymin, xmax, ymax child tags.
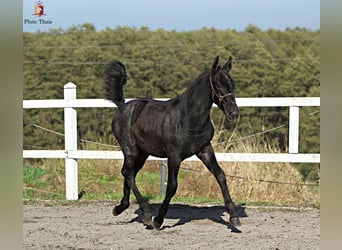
<box><xmin>210</xmin><ymin>56</ymin><xmax>239</xmax><ymax>122</ymax></box>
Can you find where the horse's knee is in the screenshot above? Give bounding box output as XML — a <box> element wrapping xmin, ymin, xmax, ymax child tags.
<box><xmin>121</xmin><ymin>167</ymin><xmax>136</xmax><ymax>184</ymax></box>
<box><xmin>121</xmin><ymin>167</ymin><xmax>131</xmax><ymax>178</ymax></box>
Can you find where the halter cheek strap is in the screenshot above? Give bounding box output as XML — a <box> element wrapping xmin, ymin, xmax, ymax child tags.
<box><xmin>209</xmin><ymin>73</ymin><xmax>234</xmax><ymax>103</ymax></box>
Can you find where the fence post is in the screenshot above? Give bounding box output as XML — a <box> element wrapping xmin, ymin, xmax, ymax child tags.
<box><xmin>160</xmin><ymin>160</ymin><xmax>167</xmax><ymax>197</ymax></box>
<box><xmin>289</xmin><ymin>106</ymin><xmax>299</xmax><ymax>154</ymax></box>
<box><xmin>64</xmin><ymin>82</ymin><xmax>78</xmax><ymax>200</ymax></box>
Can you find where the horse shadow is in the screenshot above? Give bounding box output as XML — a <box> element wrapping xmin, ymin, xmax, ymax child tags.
<box><xmin>129</xmin><ymin>203</ymin><xmax>247</xmax><ymax>233</ymax></box>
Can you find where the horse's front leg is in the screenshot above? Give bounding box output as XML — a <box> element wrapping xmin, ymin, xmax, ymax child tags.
<box><xmin>153</xmin><ymin>157</ymin><xmax>181</xmax><ymax>229</ymax></box>
<box><xmin>197</xmin><ymin>144</ymin><xmax>241</xmax><ymax>226</ymax></box>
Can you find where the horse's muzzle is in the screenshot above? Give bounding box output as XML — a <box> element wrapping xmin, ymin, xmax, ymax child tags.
<box><xmin>226</xmin><ymin>110</ymin><xmax>239</xmax><ymax>122</ymax></box>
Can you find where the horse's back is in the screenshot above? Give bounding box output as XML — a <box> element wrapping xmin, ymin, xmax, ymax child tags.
<box><xmin>112</xmin><ymin>98</ymin><xmax>180</xmax><ymax>157</ymax></box>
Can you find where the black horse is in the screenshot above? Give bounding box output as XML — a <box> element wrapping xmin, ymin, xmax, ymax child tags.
<box><xmin>104</xmin><ymin>56</ymin><xmax>241</xmax><ymax>229</ymax></box>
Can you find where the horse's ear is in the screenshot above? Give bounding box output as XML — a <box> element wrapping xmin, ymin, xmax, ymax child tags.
<box><xmin>211</xmin><ymin>56</ymin><xmax>220</xmax><ymax>74</ymax></box>
<box><xmin>223</xmin><ymin>56</ymin><xmax>232</xmax><ymax>72</ymax></box>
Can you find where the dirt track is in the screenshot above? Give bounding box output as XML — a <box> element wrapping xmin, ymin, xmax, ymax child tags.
<box><xmin>23</xmin><ymin>201</ymin><xmax>319</xmax><ymax>249</ymax></box>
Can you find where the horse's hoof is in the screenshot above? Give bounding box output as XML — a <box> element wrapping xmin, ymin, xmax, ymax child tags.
<box><xmin>142</xmin><ymin>216</ymin><xmax>153</xmax><ymax>227</ymax></box>
<box><xmin>152</xmin><ymin>218</ymin><xmax>163</xmax><ymax>230</ymax></box>
<box><xmin>112</xmin><ymin>206</ymin><xmax>120</xmax><ymax>216</ymax></box>
<box><xmin>230</xmin><ymin>217</ymin><xmax>241</xmax><ymax>226</ymax></box>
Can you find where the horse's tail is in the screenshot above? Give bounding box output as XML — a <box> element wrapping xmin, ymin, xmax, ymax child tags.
<box><xmin>104</xmin><ymin>60</ymin><xmax>127</xmax><ymax>108</ymax></box>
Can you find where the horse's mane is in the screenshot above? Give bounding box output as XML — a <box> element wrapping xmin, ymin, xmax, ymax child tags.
<box><xmin>182</xmin><ymin>70</ymin><xmax>210</xmax><ymax>98</ymax></box>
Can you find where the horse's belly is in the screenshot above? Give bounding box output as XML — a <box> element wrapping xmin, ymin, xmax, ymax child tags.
<box><xmin>132</xmin><ymin>122</ymin><xmax>167</xmax><ymax>157</ymax></box>
<box><xmin>135</xmin><ymin>136</ymin><xmax>167</xmax><ymax>158</ymax></box>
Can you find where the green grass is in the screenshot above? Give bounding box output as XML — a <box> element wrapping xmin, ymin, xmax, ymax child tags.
<box><xmin>23</xmin><ymin>161</ymin><xmax>219</xmax><ymax>204</ymax></box>
<box><xmin>23</xmin><ymin>165</ymin><xmax>49</xmax><ymax>199</ymax></box>
<box><xmin>23</xmin><ymin>165</ymin><xmax>47</xmax><ymax>186</ymax></box>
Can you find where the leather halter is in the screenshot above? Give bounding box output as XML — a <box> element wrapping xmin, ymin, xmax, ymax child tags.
<box><xmin>209</xmin><ymin>72</ymin><xmax>234</xmax><ymax>103</ymax></box>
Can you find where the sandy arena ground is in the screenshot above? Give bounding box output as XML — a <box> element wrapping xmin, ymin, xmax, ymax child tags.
<box><xmin>23</xmin><ymin>201</ymin><xmax>319</xmax><ymax>249</ymax></box>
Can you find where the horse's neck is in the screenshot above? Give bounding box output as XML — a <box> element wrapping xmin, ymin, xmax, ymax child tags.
<box><xmin>183</xmin><ymin>72</ymin><xmax>213</xmax><ymax>127</ymax></box>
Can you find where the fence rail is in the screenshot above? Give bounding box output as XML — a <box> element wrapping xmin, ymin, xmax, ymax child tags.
<box><xmin>23</xmin><ymin>96</ymin><xmax>320</xmax><ymax>108</ymax></box>
<box><xmin>22</xmin><ymin>150</ymin><xmax>320</xmax><ymax>163</ymax></box>
<box><xmin>23</xmin><ymin>82</ymin><xmax>320</xmax><ymax>200</ymax></box>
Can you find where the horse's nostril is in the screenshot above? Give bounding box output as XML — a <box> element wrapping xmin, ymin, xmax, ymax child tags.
<box><xmin>232</xmin><ymin>110</ymin><xmax>239</xmax><ymax>117</ymax></box>
<box><xmin>227</xmin><ymin>110</ymin><xmax>239</xmax><ymax>121</ymax></box>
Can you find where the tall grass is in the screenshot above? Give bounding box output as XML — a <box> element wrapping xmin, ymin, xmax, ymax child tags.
<box><xmin>23</xmin><ymin>131</ymin><xmax>319</xmax><ymax>207</ymax></box>
<box><xmin>173</xmin><ymin>129</ymin><xmax>319</xmax><ymax>206</ymax></box>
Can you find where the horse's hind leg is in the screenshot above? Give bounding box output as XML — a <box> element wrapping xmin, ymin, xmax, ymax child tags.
<box><xmin>113</xmin><ymin>152</ymin><xmax>148</xmax><ymax>215</ymax></box>
<box><xmin>197</xmin><ymin>144</ymin><xmax>241</xmax><ymax>226</ymax></box>
<box><xmin>113</xmin><ymin>154</ymin><xmax>146</xmax><ymax>216</ymax></box>
<box><xmin>112</xmin><ymin>178</ymin><xmax>130</xmax><ymax>216</ymax></box>
<box><xmin>114</xmin><ymin>151</ymin><xmax>152</xmax><ymax>226</ymax></box>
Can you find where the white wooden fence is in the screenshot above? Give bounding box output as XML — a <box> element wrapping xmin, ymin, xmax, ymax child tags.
<box><xmin>23</xmin><ymin>82</ymin><xmax>320</xmax><ymax>200</ymax></box>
